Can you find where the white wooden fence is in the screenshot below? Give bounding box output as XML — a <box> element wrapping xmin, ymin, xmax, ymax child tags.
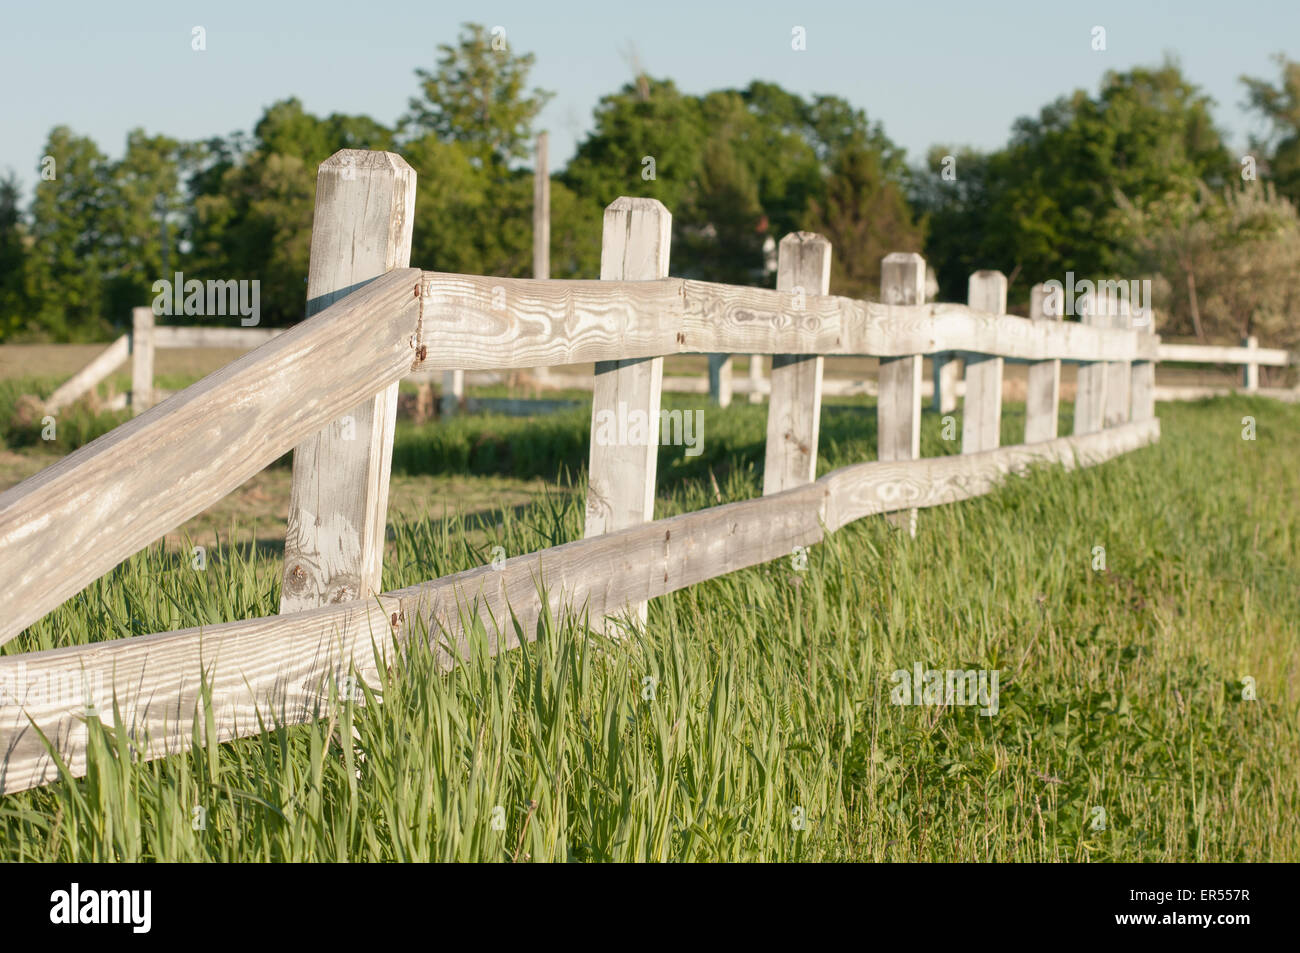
<box><xmin>0</xmin><ymin>147</ymin><xmax>1208</xmax><ymax>795</ymax></box>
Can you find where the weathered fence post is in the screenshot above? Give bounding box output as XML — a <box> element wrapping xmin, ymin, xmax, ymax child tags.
<box><xmin>441</xmin><ymin>369</ymin><xmax>464</xmax><ymax>416</ymax></box>
<box><xmin>1130</xmin><ymin>305</ymin><xmax>1156</xmax><ymax>421</ymax></box>
<box><xmin>1074</xmin><ymin>294</ymin><xmax>1108</xmax><ymax>435</ymax></box>
<box><xmin>763</xmin><ymin>232</ymin><xmax>831</xmax><ymax>495</ymax></box>
<box><xmin>1242</xmin><ymin>335</ymin><xmax>1259</xmax><ymax>391</ymax></box>
<box><xmin>930</xmin><ymin>265</ymin><xmax>956</xmax><ymax>414</ymax></box>
<box><xmin>878</xmin><ymin>253</ymin><xmax>925</xmax><ymax>534</ymax></box>
<box><xmin>414</xmin><ymin>380</ymin><xmax>434</xmax><ymax>424</ymax></box>
<box><xmin>709</xmin><ymin>354</ymin><xmax>733</xmax><ymax>407</ymax></box>
<box><xmin>963</xmin><ymin>270</ymin><xmax>1006</xmax><ymax>453</ymax></box>
<box><xmin>1024</xmin><ymin>283</ymin><xmax>1061</xmax><ymax>443</ymax></box>
<box><xmin>131</xmin><ymin>306</ymin><xmax>155</xmax><ymax>414</ymax></box>
<box><xmin>280</xmin><ymin>150</ymin><xmax>415</xmax><ymax>613</ymax></box>
<box><xmin>585</xmin><ymin>197</ymin><xmax>671</xmax><ymax>630</ymax></box>
<box><xmin>748</xmin><ymin>355</ymin><xmax>764</xmax><ymax>403</ymax></box>
<box><xmin>1103</xmin><ymin>296</ymin><xmax>1133</xmax><ymax>428</ymax></box>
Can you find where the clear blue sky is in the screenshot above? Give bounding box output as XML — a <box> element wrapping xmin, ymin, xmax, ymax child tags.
<box><xmin>1</xmin><ymin>0</ymin><xmax>1293</xmax><ymax>198</ymax></box>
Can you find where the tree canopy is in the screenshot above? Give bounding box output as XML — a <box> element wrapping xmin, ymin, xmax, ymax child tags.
<box><xmin>1</xmin><ymin>30</ymin><xmax>1297</xmax><ymax>351</ymax></box>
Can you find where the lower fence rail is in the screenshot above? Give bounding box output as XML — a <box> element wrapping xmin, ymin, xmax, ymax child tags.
<box><xmin>0</xmin><ymin>418</ymin><xmax>1158</xmax><ymax>796</ymax></box>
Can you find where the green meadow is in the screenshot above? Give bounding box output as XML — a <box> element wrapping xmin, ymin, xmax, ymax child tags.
<box><xmin>1</xmin><ymin>383</ymin><xmax>1296</xmax><ymax>861</ymax></box>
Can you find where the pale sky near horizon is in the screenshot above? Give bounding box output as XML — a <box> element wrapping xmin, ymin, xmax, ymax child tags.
<box><xmin>0</xmin><ymin>0</ymin><xmax>1294</xmax><ymax>201</ymax></box>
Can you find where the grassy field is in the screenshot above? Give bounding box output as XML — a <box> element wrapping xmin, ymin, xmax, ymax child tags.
<box><xmin>0</xmin><ymin>361</ymin><xmax>1297</xmax><ymax>861</ymax></box>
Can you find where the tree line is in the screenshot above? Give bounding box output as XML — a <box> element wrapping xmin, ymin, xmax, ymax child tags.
<box><xmin>1</xmin><ymin>24</ymin><xmax>1298</xmax><ymax>348</ymax></box>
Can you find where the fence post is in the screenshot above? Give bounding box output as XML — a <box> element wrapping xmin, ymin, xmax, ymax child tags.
<box><xmin>878</xmin><ymin>253</ymin><xmax>925</xmax><ymax>535</ymax></box>
<box><xmin>441</xmin><ymin>369</ymin><xmax>464</xmax><ymax>416</ymax></box>
<box><xmin>932</xmin><ymin>354</ymin><xmax>959</xmax><ymax>414</ymax></box>
<box><xmin>131</xmin><ymin>306</ymin><xmax>155</xmax><ymax>414</ymax></box>
<box><xmin>1130</xmin><ymin>305</ymin><xmax>1156</xmax><ymax>422</ymax></box>
<box><xmin>709</xmin><ymin>354</ymin><xmax>733</xmax><ymax>407</ymax></box>
<box><xmin>963</xmin><ymin>270</ymin><xmax>1006</xmax><ymax>453</ymax></box>
<box><xmin>931</xmin><ymin>262</ymin><xmax>957</xmax><ymax>414</ymax></box>
<box><xmin>748</xmin><ymin>355</ymin><xmax>764</xmax><ymax>404</ymax></box>
<box><xmin>1024</xmin><ymin>283</ymin><xmax>1061</xmax><ymax>443</ymax></box>
<box><xmin>414</xmin><ymin>381</ymin><xmax>434</xmax><ymax>424</ymax></box>
<box><xmin>930</xmin><ymin>264</ymin><xmax>956</xmax><ymax>413</ymax></box>
<box><xmin>1242</xmin><ymin>335</ymin><xmax>1259</xmax><ymax>391</ymax></box>
<box><xmin>1074</xmin><ymin>294</ymin><xmax>1108</xmax><ymax>435</ymax></box>
<box><xmin>763</xmin><ymin>232</ymin><xmax>830</xmax><ymax>496</ymax></box>
<box><xmin>1103</xmin><ymin>296</ymin><xmax>1133</xmax><ymax>427</ymax></box>
<box><xmin>585</xmin><ymin>197</ymin><xmax>671</xmax><ymax>630</ymax></box>
<box><xmin>279</xmin><ymin>150</ymin><xmax>415</xmax><ymax>613</ymax></box>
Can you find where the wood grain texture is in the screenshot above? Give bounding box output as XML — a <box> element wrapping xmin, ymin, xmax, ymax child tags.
<box><xmin>280</xmin><ymin>150</ymin><xmax>416</xmax><ymax>613</ymax></box>
<box><xmin>0</xmin><ymin>417</ymin><xmax>1159</xmax><ymax>795</ymax></box>
<box><xmin>763</xmin><ymin>232</ymin><xmax>831</xmax><ymax>496</ymax></box>
<box><xmin>153</xmin><ymin>326</ymin><xmax>280</xmax><ymax>349</ymax></box>
<box><xmin>131</xmin><ymin>307</ymin><xmax>155</xmax><ymax>413</ymax></box>
<box><xmin>962</xmin><ymin>272</ymin><xmax>1006</xmax><ymax>454</ymax></box>
<box><xmin>413</xmin><ymin>273</ymin><xmax>1159</xmax><ymax>369</ymax></box>
<box><xmin>0</xmin><ymin>268</ymin><xmax>423</xmax><ymax>647</ymax></box>
<box><xmin>43</xmin><ymin>335</ymin><xmax>130</xmax><ymax>413</ymax></box>
<box><xmin>585</xmin><ymin>198</ymin><xmax>671</xmax><ymax>630</ymax></box>
<box><xmin>878</xmin><ymin>252</ymin><xmax>925</xmax><ymax>534</ymax></box>
<box><xmin>1025</xmin><ymin>283</ymin><xmax>1062</xmax><ymax>444</ymax></box>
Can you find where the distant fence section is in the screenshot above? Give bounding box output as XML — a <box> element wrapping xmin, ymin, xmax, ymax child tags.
<box><xmin>2</xmin><ymin>146</ymin><xmax>1288</xmax><ymax>796</ymax></box>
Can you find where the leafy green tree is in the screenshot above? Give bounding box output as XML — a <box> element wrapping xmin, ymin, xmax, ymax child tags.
<box><xmin>396</xmin><ymin>23</ymin><xmax>575</xmax><ymax>278</ymax></box>
<box><xmin>404</xmin><ymin>135</ymin><xmax>534</xmax><ymax>277</ymax></box>
<box><xmin>0</xmin><ymin>172</ymin><xmax>32</xmax><ymax>340</ymax></box>
<box><xmin>565</xmin><ymin>78</ymin><xmax>910</xmax><ymax>285</ymax></box>
<box><xmin>803</xmin><ymin>142</ymin><xmax>925</xmax><ymax>300</ymax></box>
<box><xmin>563</xmin><ymin>77</ymin><xmax>709</xmax><ymax>222</ymax></box>
<box><xmin>104</xmin><ymin>130</ymin><xmax>195</xmax><ymax>321</ymax></box>
<box><xmin>1241</xmin><ymin>55</ymin><xmax>1300</xmax><ymax>205</ymax></box>
<box><xmin>189</xmin><ymin>150</ymin><xmax>316</xmax><ymax>326</ymax></box>
<box><xmin>186</xmin><ymin>99</ymin><xmax>395</xmax><ymax>326</ymax></box>
<box><xmin>26</xmin><ymin>127</ymin><xmax>116</xmax><ymax>340</ymax></box>
<box><xmin>403</xmin><ymin>22</ymin><xmax>552</xmax><ymax>167</ymax></box>
<box><xmin>913</xmin><ymin>60</ymin><xmax>1232</xmax><ymax>306</ymax></box>
<box><xmin>1118</xmin><ymin>181</ymin><xmax>1300</xmax><ymax>350</ymax></box>
<box><xmin>677</xmin><ymin>133</ymin><xmax>766</xmax><ymax>284</ymax></box>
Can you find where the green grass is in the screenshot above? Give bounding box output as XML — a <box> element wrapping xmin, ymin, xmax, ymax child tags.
<box><xmin>1</xmin><ymin>393</ymin><xmax>1297</xmax><ymax>861</ymax></box>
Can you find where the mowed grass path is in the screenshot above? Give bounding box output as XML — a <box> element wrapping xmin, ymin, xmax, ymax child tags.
<box><xmin>0</xmin><ymin>389</ymin><xmax>1296</xmax><ymax>861</ymax></box>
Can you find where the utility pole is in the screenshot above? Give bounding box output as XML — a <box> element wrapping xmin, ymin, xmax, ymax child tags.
<box><xmin>533</xmin><ymin>131</ymin><xmax>550</xmax><ymax>385</ymax></box>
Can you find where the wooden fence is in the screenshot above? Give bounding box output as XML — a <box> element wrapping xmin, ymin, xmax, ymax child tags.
<box><xmin>40</xmin><ymin>320</ymin><xmax>281</xmax><ymax>414</ymax></box>
<box><xmin>39</xmin><ymin>301</ymin><xmax>1295</xmax><ymax>420</ymax></box>
<box><xmin>0</xmin><ymin>148</ymin><xmax>1179</xmax><ymax>794</ymax></box>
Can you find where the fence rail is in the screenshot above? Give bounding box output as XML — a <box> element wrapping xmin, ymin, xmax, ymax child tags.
<box><xmin>0</xmin><ymin>146</ymin><xmax>1212</xmax><ymax>796</ymax></box>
